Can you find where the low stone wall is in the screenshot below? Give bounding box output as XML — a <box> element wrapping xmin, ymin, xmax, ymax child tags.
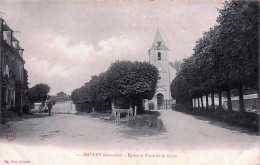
<box><xmin>223</xmin><ymin>98</ymin><xmax>259</xmax><ymax>113</ymax></box>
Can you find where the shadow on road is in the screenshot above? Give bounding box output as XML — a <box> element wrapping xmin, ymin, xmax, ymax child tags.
<box><xmin>177</xmin><ymin>110</ymin><xmax>259</xmax><ymax>136</ymax></box>
<box><xmin>1</xmin><ymin>112</ymin><xmax>51</xmax><ymax>125</ymax></box>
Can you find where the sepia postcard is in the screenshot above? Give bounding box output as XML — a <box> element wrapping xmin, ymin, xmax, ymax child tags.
<box><xmin>0</xmin><ymin>0</ymin><xmax>259</xmax><ymax>165</ymax></box>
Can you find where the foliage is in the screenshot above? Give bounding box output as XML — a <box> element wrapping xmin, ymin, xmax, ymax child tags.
<box><xmin>72</xmin><ymin>61</ymin><xmax>159</xmax><ymax>105</ymax></box>
<box><xmin>13</xmin><ymin>69</ymin><xmax>29</xmax><ymax>110</ymax></box>
<box><xmin>14</xmin><ymin>80</ymin><xmax>27</xmax><ymax>109</ymax></box>
<box><xmin>25</xmin><ymin>83</ymin><xmax>50</xmax><ymax>104</ymax></box>
<box><xmin>23</xmin><ymin>69</ymin><xmax>29</xmax><ymax>91</ymax></box>
<box><xmin>170</xmin><ymin>0</ymin><xmax>259</xmax><ymax>112</ymax></box>
<box><xmin>57</xmin><ymin>91</ymin><xmax>67</xmax><ymax>96</ymax></box>
<box><xmin>128</xmin><ymin>110</ymin><xmax>165</xmax><ymax>135</ymax></box>
<box><xmin>169</xmin><ymin>60</ymin><xmax>182</xmax><ymax>74</ymax></box>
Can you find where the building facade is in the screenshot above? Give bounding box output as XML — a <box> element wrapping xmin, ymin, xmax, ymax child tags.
<box><xmin>148</xmin><ymin>29</ymin><xmax>175</xmax><ymax>109</ymax></box>
<box><xmin>0</xmin><ymin>18</ymin><xmax>25</xmax><ymax>112</ymax></box>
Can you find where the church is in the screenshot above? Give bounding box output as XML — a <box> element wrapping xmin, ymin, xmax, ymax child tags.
<box><xmin>147</xmin><ymin>29</ymin><xmax>176</xmax><ymax>110</ymax></box>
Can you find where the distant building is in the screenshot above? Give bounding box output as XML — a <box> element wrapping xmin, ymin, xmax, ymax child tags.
<box><xmin>148</xmin><ymin>29</ymin><xmax>175</xmax><ymax>109</ymax></box>
<box><xmin>0</xmin><ymin>18</ymin><xmax>25</xmax><ymax>112</ymax></box>
<box><xmin>56</xmin><ymin>94</ymin><xmax>71</xmax><ymax>102</ymax></box>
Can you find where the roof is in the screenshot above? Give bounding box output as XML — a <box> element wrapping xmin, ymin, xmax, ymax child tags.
<box><xmin>19</xmin><ymin>45</ymin><xmax>24</xmax><ymax>50</ymax></box>
<box><xmin>3</xmin><ymin>24</ymin><xmax>12</xmax><ymax>31</ymax></box>
<box><xmin>149</xmin><ymin>28</ymin><xmax>169</xmax><ymax>51</ymax></box>
<box><xmin>12</xmin><ymin>36</ymin><xmax>18</xmax><ymax>41</ymax></box>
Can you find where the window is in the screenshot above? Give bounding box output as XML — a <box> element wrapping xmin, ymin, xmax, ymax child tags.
<box><xmin>157</xmin><ymin>41</ymin><xmax>161</xmax><ymax>46</ymax></box>
<box><xmin>158</xmin><ymin>52</ymin><xmax>161</xmax><ymax>60</ymax></box>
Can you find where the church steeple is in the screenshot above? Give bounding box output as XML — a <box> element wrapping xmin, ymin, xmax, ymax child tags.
<box><xmin>150</xmin><ymin>28</ymin><xmax>169</xmax><ymax>51</ymax></box>
<box><xmin>148</xmin><ymin>28</ymin><xmax>171</xmax><ymax>107</ymax></box>
<box><xmin>145</xmin><ymin>28</ymin><xmax>175</xmax><ymax>110</ymax></box>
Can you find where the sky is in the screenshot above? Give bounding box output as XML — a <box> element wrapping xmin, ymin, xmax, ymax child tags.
<box><xmin>0</xmin><ymin>0</ymin><xmax>224</xmax><ymax>95</ymax></box>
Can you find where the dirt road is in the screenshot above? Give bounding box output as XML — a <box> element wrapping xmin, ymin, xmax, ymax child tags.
<box><xmin>0</xmin><ymin>106</ymin><xmax>258</xmax><ymax>165</ymax></box>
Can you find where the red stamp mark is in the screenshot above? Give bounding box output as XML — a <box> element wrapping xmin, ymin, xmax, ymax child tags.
<box><xmin>6</xmin><ymin>131</ymin><xmax>16</xmax><ymax>141</ymax></box>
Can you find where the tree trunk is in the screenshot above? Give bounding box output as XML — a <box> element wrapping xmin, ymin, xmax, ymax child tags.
<box><xmin>176</xmin><ymin>99</ymin><xmax>179</xmax><ymax>105</ymax></box>
<box><xmin>226</xmin><ymin>89</ymin><xmax>233</xmax><ymax>111</ymax></box>
<box><xmin>211</xmin><ymin>91</ymin><xmax>215</xmax><ymax>110</ymax></box>
<box><xmin>92</xmin><ymin>102</ymin><xmax>95</xmax><ymax>112</ymax></box>
<box><xmin>190</xmin><ymin>99</ymin><xmax>193</xmax><ymax>109</ymax></box>
<box><xmin>197</xmin><ymin>98</ymin><xmax>200</xmax><ymax>108</ymax></box>
<box><xmin>200</xmin><ymin>96</ymin><xmax>204</xmax><ymax>109</ymax></box>
<box><xmin>193</xmin><ymin>99</ymin><xmax>196</xmax><ymax>108</ymax></box>
<box><xmin>238</xmin><ymin>85</ymin><xmax>245</xmax><ymax>112</ymax></box>
<box><xmin>218</xmin><ymin>91</ymin><xmax>222</xmax><ymax>110</ymax></box>
<box><xmin>81</xmin><ymin>103</ymin><xmax>83</xmax><ymax>112</ymax></box>
<box><xmin>111</xmin><ymin>98</ymin><xmax>115</xmax><ymax>115</ymax></box>
<box><xmin>206</xmin><ymin>93</ymin><xmax>209</xmax><ymax>110</ymax></box>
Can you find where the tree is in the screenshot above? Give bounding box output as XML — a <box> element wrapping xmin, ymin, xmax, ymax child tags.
<box><xmin>170</xmin><ymin>0</ymin><xmax>259</xmax><ymax>113</ymax></box>
<box><xmin>107</xmin><ymin>61</ymin><xmax>158</xmax><ymax>100</ymax></box>
<box><xmin>216</xmin><ymin>0</ymin><xmax>259</xmax><ymax>112</ymax></box>
<box><xmin>71</xmin><ymin>60</ymin><xmax>159</xmax><ymax>113</ymax></box>
<box><xmin>26</xmin><ymin>83</ymin><xmax>50</xmax><ymax>104</ymax></box>
<box><xmin>57</xmin><ymin>91</ymin><xmax>66</xmax><ymax>96</ymax></box>
<box><xmin>169</xmin><ymin>60</ymin><xmax>182</xmax><ymax>74</ymax></box>
<box><xmin>23</xmin><ymin>69</ymin><xmax>29</xmax><ymax>91</ymax></box>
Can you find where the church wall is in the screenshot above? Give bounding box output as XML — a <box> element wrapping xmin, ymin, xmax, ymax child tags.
<box><xmin>147</xmin><ymin>29</ymin><xmax>176</xmax><ymax>109</ymax></box>
<box><xmin>157</xmin><ymin>73</ymin><xmax>169</xmax><ymax>87</ymax></box>
<box><xmin>149</xmin><ymin>50</ymin><xmax>168</xmax><ymax>62</ymax></box>
<box><xmin>152</xmin><ymin>61</ymin><xmax>169</xmax><ymax>72</ymax></box>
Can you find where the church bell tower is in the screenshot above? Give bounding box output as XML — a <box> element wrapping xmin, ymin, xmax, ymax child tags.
<box><xmin>148</xmin><ymin>29</ymin><xmax>171</xmax><ymax>109</ymax></box>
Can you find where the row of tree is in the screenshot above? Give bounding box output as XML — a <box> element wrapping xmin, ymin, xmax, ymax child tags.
<box><xmin>170</xmin><ymin>0</ymin><xmax>259</xmax><ymax>112</ymax></box>
<box><xmin>71</xmin><ymin>61</ymin><xmax>158</xmax><ymax>113</ymax></box>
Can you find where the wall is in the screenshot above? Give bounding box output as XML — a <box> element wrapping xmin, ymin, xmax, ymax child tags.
<box><xmin>223</xmin><ymin>98</ymin><xmax>259</xmax><ymax>113</ymax></box>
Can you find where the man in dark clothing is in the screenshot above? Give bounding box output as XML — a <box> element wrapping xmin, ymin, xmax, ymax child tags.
<box><xmin>47</xmin><ymin>102</ymin><xmax>53</xmax><ymax>116</ymax></box>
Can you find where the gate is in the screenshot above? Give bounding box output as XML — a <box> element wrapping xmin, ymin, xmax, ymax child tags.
<box><xmin>158</xmin><ymin>99</ymin><xmax>176</xmax><ymax>109</ymax></box>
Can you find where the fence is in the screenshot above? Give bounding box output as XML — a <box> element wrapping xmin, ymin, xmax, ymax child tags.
<box><xmin>158</xmin><ymin>99</ymin><xmax>176</xmax><ymax>109</ymax></box>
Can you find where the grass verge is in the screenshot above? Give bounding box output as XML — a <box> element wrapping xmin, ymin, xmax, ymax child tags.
<box><xmin>127</xmin><ymin>110</ymin><xmax>166</xmax><ymax>136</ymax></box>
<box><xmin>87</xmin><ymin>110</ymin><xmax>166</xmax><ymax>136</ymax></box>
<box><xmin>173</xmin><ymin>104</ymin><xmax>259</xmax><ymax>134</ymax></box>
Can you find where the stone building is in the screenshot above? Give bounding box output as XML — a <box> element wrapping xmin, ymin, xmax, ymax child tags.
<box><xmin>148</xmin><ymin>29</ymin><xmax>175</xmax><ymax>109</ymax></box>
<box><xmin>0</xmin><ymin>18</ymin><xmax>25</xmax><ymax>112</ymax></box>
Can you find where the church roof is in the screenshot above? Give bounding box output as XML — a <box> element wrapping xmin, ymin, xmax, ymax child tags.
<box><xmin>150</xmin><ymin>28</ymin><xmax>169</xmax><ymax>51</ymax></box>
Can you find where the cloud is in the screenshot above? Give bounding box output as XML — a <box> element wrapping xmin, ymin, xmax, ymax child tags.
<box><xmin>47</xmin><ymin>36</ymin><xmax>94</xmax><ymax>62</ymax></box>
<box><xmin>0</xmin><ymin>1</ymin><xmax>223</xmax><ymax>95</ymax></box>
<box><xmin>27</xmin><ymin>34</ymin><xmax>143</xmax><ymax>94</ymax></box>
<box><xmin>47</xmin><ymin>35</ymin><xmax>142</xmax><ymax>62</ymax></box>
<box><xmin>26</xmin><ymin>58</ymin><xmax>72</xmax><ymax>80</ymax></box>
